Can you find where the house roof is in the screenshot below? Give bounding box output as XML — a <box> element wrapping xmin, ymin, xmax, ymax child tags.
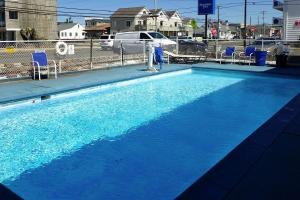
<box><xmin>111</xmin><ymin>7</ymin><xmax>146</xmax><ymax>18</ymax></box>
<box><xmin>165</xmin><ymin>11</ymin><xmax>177</xmax><ymax>18</ymax></box>
<box><xmin>85</xmin><ymin>23</ymin><xmax>111</xmax><ymax>32</ymax></box>
<box><xmin>57</xmin><ymin>23</ymin><xmax>78</xmax><ymax>31</ymax></box>
<box><xmin>149</xmin><ymin>9</ymin><xmax>163</xmax><ymax>15</ymax></box>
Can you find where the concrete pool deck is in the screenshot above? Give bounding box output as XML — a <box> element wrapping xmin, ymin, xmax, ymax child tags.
<box><xmin>1</xmin><ymin>62</ymin><xmax>300</xmax><ymax>200</ymax></box>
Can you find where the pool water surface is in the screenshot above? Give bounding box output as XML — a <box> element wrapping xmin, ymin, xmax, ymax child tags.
<box><xmin>1</xmin><ymin>69</ymin><xmax>300</xmax><ymax>200</ymax></box>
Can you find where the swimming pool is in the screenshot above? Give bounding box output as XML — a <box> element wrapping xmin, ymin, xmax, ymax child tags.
<box><xmin>1</xmin><ymin>68</ymin><xmax>300</xmax><ymax>200</ymax></box>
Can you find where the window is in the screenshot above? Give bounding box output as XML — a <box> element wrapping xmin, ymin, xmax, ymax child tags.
<box><xmin>82</xmin><ymin>32</ymin><xmax>85</xmax><ymax>36</ymax></box>
<box><xmin>160</xmin><ymin>21</ymin><xmax>163</xmax><ymax>26</ymax></box>
<box><xmin>75</xmin><ymin>32</ymin><xmax>78</xmax><ymax>36</ymax></box>
<box><xmin>143</xmin><ymin>20</ymin><xmax>147</xmax><ymax>26</ymax></box>
<box><xmin>126</xmin><ymin>21</ymin><xmax>131</xmax><ymax>27</ymax></box>
<box><xmin>148</xmin><ymin>32</ymin><xmax>165</xmax><ymax>39</ymax></box>
<box><xmin>69</xmin><ymin>32</ymin><xmax>72</xmax><ymax>37</ymax></box>
<box><xmin>138</xmin><ymin>21</ymin><xmax>142</xmax><ymax>25</ymax></box>
<box><xmin>175</xmin><ymin>22</ymin><xmax>178</xmax><ymax>27</ymax></box>
<box><xmin>140</xmin><ymin>33</ymin><xmax>151</xmax><ymax>40</ymax></box>
<box><xmin>61</xmin><ymin>32</ymin><xmax>64</xmax><ymax>37</ymax></box>
<box><xmin>9</xmin><ymin>11</ymin><xmax>18</xmax><ymax>19</ymax></box>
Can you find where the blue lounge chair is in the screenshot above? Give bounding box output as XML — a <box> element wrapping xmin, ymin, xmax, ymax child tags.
<box><xmin>239</xmin><ymin>46</ymin><xmax>256</xmax><ymax>65</ymax></box>
<box><xmin>220</xmin><ymin>47</ymin><xmax>236</xmax><ymax>64</ymax></box>
<box><xmin>32</xmin><ymin>51</ymin><xmax>57</xmax><ymax>80</ymax></box>
<box><xmin>154</xmin><ymin>47</ymin><xmax>164</xmax><ymax>70</ymax></box>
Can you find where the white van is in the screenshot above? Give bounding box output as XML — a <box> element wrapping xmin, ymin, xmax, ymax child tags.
<box><xmin>99</xmin><ymin>35</ymin><xmax>115</xmax><ymax>50</ymax></box>
<box><xmin>113</xmin><ymin>32</ymin><xmax>176</xmax><ymax>54</ymax></box>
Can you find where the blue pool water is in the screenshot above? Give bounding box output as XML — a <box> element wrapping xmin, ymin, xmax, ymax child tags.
<box><xmin>1</xmin><ymin>69</ymin><xmax>300</xmax><ymax>199</ymax></box>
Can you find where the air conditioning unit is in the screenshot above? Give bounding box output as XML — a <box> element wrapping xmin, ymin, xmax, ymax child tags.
<box><xmin>273</xmin><ymin>17</ymin><xmax>283</xmax><ymax>26</ymax></box>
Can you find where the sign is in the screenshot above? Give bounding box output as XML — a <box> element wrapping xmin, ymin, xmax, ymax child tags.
<box><xmin>198</xmin><ymin>0</ymin><xmax>215</xmax><ymax>15</ymax></box>
<box><xmin>68</xmin><ymin>45</ymin><xmax>75</xmax><ymax>55</ymax></box>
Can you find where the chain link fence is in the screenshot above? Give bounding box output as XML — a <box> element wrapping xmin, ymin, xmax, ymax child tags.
<box><xmin>0</xmin><ymin>39</ymin><xmax>146</xmax><ymax>80</ymax></box>
<box><xmin>0</xmin><ymin>38</ymin><xmax>299</xmax><ymax>80</ymax></box>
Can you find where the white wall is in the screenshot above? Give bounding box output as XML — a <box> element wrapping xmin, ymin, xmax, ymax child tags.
<box><xmin>284</xmin><ymin>0</ymin><xmax>300</xmax><ymax>40</ymax></box>
<box><xmin>59</xmin><ymin>24</ymin><xmax>86</xmax><ymax>40</ymax></box>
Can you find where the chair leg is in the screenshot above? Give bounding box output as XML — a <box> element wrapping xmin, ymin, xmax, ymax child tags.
<box><xmin>38</xmin><ymin>66</ymin><xmax>41</xmax><ymax>81</ymax></box>
<box><xmin>33</xmin><ymin>67</ymin><xmax>36</xmax><ymax>80</ymax></box>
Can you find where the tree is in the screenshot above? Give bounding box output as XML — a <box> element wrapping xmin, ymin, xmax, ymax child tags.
<box><xmin>20</xmin><ymin>27</ymin><xmax>39</xmax><ymax>40</ymax></box>
<box><xmin>191</xmin><ymin>19</ymin><xmax>197</xmax><ymax>37</ymax></box>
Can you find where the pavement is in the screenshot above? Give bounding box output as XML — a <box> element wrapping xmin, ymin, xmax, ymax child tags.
<box><xmin>1</xmin><ymin>62</ymin><xmax>300</xmax><ymax>200</ymax></box>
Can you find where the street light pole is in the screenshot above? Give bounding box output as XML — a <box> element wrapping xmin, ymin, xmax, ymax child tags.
<box><xmin>243</xmin><ymin>0</ymin><xmax>247</xmax><ymax>47</ymax></box>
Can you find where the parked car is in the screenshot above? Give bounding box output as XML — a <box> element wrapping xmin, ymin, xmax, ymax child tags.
<box><xmin>99</xmin><ymin>35</ymin><xmax>115</xmax><ymax>50</ymax></box>
<box><xmin>113</xmin><ymin>31</ymin><xmax>176</xmax><ymax>54</ymax></box>
<box><xmin>170</xmin><ymin>36</ymin><xmax>194</xmax><ymax>42</ymax></box>
<box><xmin>178</xmin><ymin>40</ymin><xmax>207</xmax><ymax>55</ymax></box>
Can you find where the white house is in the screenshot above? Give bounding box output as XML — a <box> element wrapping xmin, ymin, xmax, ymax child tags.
<box><xmin>274</xmin><ymin>0</ymin><xmax>300</xmax><ymax>40</ymax></box>
<box><xmin>110</xmin><ymin>7</ymin><xmax>192</xmax><ymax>37</ymax></box>
<box><xmin>58</xmin><ymin>23</ymin><xmax>86</xmax><ymax>40</ymax></box>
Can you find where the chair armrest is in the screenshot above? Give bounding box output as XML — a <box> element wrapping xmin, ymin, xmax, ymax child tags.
<box><xmin>48</xmin><ymin>60</ymin><xmax>57</xmax><ymax>66</ymax></box>
<box><xmin>32</xmin><ymin>61</ymin><xmax>40</xmax><ymax>67</ymax></box>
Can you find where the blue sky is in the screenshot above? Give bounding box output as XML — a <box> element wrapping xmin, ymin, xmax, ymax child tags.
<box><xmin>58</xmin><ymin>0</ymin><xmax>283</xmax><ymax>25</ymax></box>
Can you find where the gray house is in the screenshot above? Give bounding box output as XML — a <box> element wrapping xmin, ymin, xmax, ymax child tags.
<box><xmin>0</xmin><ymin>0</ymin><xmax>57</xmax><ymax>40</ymax></box>
<box><xmin>111</xmin><ymin>7</ymin><xmax>148</xmax><ymax>34</ymax></box>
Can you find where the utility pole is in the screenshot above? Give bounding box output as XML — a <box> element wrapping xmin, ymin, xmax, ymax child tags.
<box><xmin>250</xmin><ymin>16</ymin><xmax>252</xmax><ymax>39</ymax></box>
<box><xmin>257</xmin><ymin>15</ymin><xmax>260</xmax><ymax>36</ymax></box>
<box><xmin>262</xmin><ymin>10</ymin><xmax>266</xmax><ymax>36</ymax></box>
<box><xmin>205</xmin><ymin>14</ymin><xmax>208</xmax><ymax>40</ymax></box>
<box><xmin>243</xmin><ymin>0</ymin><xmax>247</xmax><ymax>48</ymax></box>
<box><xmin>217</xmin><ymin>6</ymin><xmax>220</xmax><ymax>39</ymax></box>
<box><xmin>154</xmin><ymin>0</ymin><xmax>158</xmax><ymax>32</ymax></box>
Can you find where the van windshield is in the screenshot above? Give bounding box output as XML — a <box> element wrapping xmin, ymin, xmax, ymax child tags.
<box><xmin>148</xmin><ymin>32</ymin><xmax>166</xmax><ymax>39</ymax></box>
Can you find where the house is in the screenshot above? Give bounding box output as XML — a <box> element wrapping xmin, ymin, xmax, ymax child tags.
<box><xmin>58</xmin><ymin>22</ymin><xmax>85</xmax><ymax>40</ymax></box>
<box><xmin>0</xmin><ymin>0</ymin><xmax>57</xmax><ymax>40</ymax></box>
<box><xmin>85</xmin><ymin>18</ymin><xmax>111</xmax><ymax>38</ymax></box>
<box><xmin>111</xmin><ymin>7</ymin><xmax>149</xmax><ymax>34</ymax></box>
<box><xmin>110</xmin><ymin>6</ymin><xmax>191</xmax><ymax>37</ymax></box>
<box><xmin>274</xmin><ymin>0</ymin><xmax>300</xmax><ymax>40</ymax></box>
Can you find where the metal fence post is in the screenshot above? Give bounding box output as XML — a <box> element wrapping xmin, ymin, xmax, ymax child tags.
<box><xmin>120</xmin><ymin>40</ymin><xmax>124</xmax><ymax>66</ymax></box>
<box><xmin>143</xmin><ymin>40</ymin><xmax>146</xmax><ymax>64</ymax></box>
<box><xmin>215</xmin><ymin>39</ymin><xmax>218</xmax><ymax>60</ymax></box>
<box><xmin>90</xmin><ymin>38</ymin><xmax>93</xmax><ymax>69</ymax></box>
<box><xmin>176</xmin><ymin>37</ymin><xmax>179</xmax><ymax>54</ymax></box>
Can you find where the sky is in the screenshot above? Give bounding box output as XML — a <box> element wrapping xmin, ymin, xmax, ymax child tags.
<box><xmin>58</xmin><ymin>0</ymin><xmax>283</xmax><ymax>25</ymax></box>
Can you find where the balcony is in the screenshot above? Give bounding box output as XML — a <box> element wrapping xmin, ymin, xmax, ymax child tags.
<box><xmin>135</xmin><ymin>24</ymin><xmax>191</xmax><ymax>33</ymax></box>
<box><xmin>273</xmin><ymin>0</ymin><xmax>283</xmax><ymax>12</ymax></box>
